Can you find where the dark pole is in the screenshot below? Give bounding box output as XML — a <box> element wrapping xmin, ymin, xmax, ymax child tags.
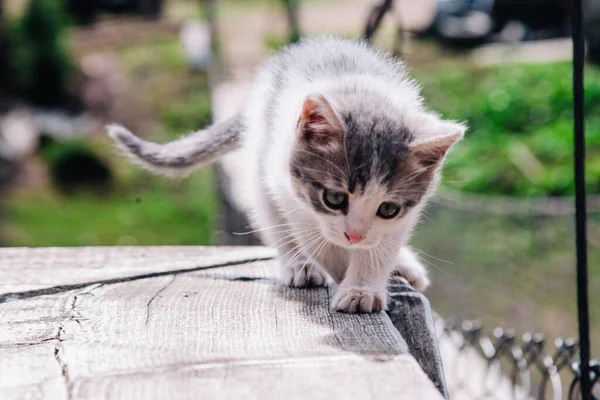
<box><xmin>572</xmin><ymin>0</ymin><xmax>591</xmax><ymax>398</ymax></box>
<box><xmin>364</xmin><ymin>0</ymin><xmax>394</xmax><ymax>42</ymax></box>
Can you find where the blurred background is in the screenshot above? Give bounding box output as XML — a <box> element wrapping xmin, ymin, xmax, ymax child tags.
<box><xmin>0</xmin><ymin>0</ymin><xmax>598</xmax><ymax>364</ymax></box>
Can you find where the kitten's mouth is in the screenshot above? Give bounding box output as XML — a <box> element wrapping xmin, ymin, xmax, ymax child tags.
<box><xmin>345</xmin><ymin>241</ymin><xmax>376</xmax><ymax>249</ymax></box>
<box><xmin>325</xmin><ymin>234</ymin><xmax>376</xmax><ymax>250</ymax></box>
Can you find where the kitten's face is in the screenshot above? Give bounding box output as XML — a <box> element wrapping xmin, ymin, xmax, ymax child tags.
<box><xmin>290</xmin><ymin>94</ymin><xmax>464</xmax><ymax>249</ymax></box>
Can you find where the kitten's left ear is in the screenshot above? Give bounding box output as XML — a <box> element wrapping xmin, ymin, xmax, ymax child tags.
<box><xmin>297</xmin><ymin>93</ymin><xmax>344</xmax><ymax>146</ymax></box>
<box><xmin>407</xmin><ymin>113</ymin><xmax>467</xmax><ymax>167</ymax></box>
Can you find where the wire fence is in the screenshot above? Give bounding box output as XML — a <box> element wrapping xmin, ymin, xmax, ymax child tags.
<box><xmin>437</xmin><ymin>319</ymin><xmax>600</xmax><ymax>400</ymax></box>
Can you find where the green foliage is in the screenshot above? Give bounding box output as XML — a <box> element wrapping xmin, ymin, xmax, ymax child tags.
<box><xmin>8</xmin><ymin>0</ymin><xmax>73</xmax><ymax>106</ymax></box>
<box><xmin>414</xmin><ymin>62</ymin><xmax>600</xmax><ymax>196</ymax></box>
<box><xmin>0</xmin><ymin>35</ymin><xmax>218</xmax><ymax>247</ymax></box>
<box><xmin>161</xmin><ymin>91</ymin><xmax>212</xmax><ymax>134</ymax></box>
<box><xmin>265</xmin><ymin>35</ymin><xmax>291</xmax><ymax>53</ymax></box>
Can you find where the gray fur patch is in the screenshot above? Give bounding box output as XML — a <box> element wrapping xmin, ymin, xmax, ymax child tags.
<box><xmin>290</xmin><ymin>89</ymin><xmax>431</xmax><ymax>216</ymax></box>
<box><xmin>107</xmin><ymin>115</ymin><xmax>245</xmax><ymax>177</ymax></box>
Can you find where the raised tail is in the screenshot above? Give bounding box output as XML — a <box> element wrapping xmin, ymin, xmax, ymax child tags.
<box><xmin>106</xmin><ymin>114</ymin><xmax>244</xmax><ymax>177</ymax></box>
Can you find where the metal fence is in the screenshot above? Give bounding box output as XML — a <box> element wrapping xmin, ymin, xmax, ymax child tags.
<box><xmin>437</xmin><ymin>319</ymin><xmax>600</xmax><ymax>400</ymax></box>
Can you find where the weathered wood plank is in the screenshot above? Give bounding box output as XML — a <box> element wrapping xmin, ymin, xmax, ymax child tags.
<box><xmin>0</xmin><ymin>344</ymin><xmax>68</xmax><ymax>400</ymax></box>
<box><xmin>0</xmin><ymin>247</ymin><xmax>442</xmax><ymax>399</ymax></box>
<box><xmin>0</xmin><ymin>286</ymin><xmax>100</xmax><ymax>399</ymax></box>
<box><xmin>0</xmin><ymin>246</ymin><xmax>274</xmax><ymax>296</ymax></box>
<box><xmin>57</xmin><ymin>262</ymin><xmax>409</xmax><ymax>376</ymax></box>
<box><xmin>72</xmin><ymin>355</ymin><xmax>437</xmax><ymax>399</ymax></box>
<box><xmin>387</xmin><ymin>278</ymin><xmax>448</xmax><ymax>398</ymax></box>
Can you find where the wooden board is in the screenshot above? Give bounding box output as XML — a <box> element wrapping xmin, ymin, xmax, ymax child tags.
<box><xmin>0</xmin><ymin>247</ymin><xmax>443</xmax><ymax>399</ymax></box>
<box><xmin>0</xmin><ymin>246</ymin><xmax>274</xmax><ymax>295</ymax></box>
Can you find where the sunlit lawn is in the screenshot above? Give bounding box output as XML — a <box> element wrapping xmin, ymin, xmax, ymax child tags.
<box><xmin>2</xmin><ymin>169</ymin><xmax>218</xmax><ymax>246</ymax></box>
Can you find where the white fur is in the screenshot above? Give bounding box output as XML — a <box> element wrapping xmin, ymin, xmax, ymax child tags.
<box><xmin>231</xmin><ymin>38</ymin><xmax>464</xmax><ymax>313</ymax></box>
<box><xmin>109</xmin><ymin>36</ymin><xmax>465</xmax><ymax>313</ymax></box>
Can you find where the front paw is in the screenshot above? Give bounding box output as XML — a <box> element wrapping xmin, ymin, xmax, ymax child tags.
<box><xmin>332</xmin><ymin>286</ymin><xmax>387</xmax><ymax>313</ymax></box>
<box><xmin>281</xmin><ymin>260</ymin><xmax>328</xmax><ymax>288</ymax></box>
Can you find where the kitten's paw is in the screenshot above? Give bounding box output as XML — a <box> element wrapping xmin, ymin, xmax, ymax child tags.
<box><xmin>394</xmin><ymin>248</ymin><xmax>430</xmax><ymax>292</ymax></box>
<box><xmin>394</xmin><ymin>261</ymin><xmax>430</xmax><ymax>292</ymax></box>
<box><xmin>332</xmin><ymin>286</ymin><xmax>387</xmax><ymax>314</ymax></box>
<box><xmin>281</xmin><ymin>260</ymin><xmax>328</xmax><ymax>288</ymax></box>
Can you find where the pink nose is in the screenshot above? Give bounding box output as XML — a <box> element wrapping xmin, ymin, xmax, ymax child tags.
<box><xmin>344</xmin><ymin>232</ymin><xmax>364</xmax><ymax>244</ymax></box>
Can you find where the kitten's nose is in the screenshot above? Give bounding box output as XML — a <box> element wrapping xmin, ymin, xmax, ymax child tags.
<box><xmin>344</xmin><ymin>232</ymin><xmax>364</xmax><ymax>244</ymax></box>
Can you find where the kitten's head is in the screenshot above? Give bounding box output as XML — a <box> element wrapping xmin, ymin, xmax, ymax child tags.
<box><xmin>290</xmin><ymin>92</ymin><xmax>465</xmax><ymax>249</ymax></box>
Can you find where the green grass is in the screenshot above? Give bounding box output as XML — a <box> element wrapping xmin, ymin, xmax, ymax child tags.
<box><xmin>0</xmin><ymin>37</ymin><xmax>216</xmax><ymax>248</ymax></box>
<box><xmin>413</xmin><ymin>61</ymin><xmax>600</xmax><ymax>196</ymax></box>
<box><xmin>2</xmin><ymin>170</ymin><xmax>218</xmax><ymax>246</ymax></box>
<box><xmin>413</xmin><ymin>205</ymin><xmax>600</xmax><ymax>351</ymax></box>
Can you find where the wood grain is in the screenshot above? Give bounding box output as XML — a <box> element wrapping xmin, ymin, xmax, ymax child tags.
<box><xmin>0</xmin><ymin>246</ymin><xmax>274</xmax><ymax>295</ymax></box>
<box><xmin>0</xmin><ymin>247</ymin><xmax>442</xmax><ymax>399</ymax></box>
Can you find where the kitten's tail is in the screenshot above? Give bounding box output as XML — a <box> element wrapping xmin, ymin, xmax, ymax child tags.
<box><xmin>106</xmin><ymin>115</ymin><xmax>244</xmax><ymax>177</ymax></box>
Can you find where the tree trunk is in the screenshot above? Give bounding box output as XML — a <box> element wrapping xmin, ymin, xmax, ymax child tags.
<box><xmin>281</xmin><ymin>0</ymin><xmax>300</xmax><ymax>43</ymax></box>
<box><xmin>0</xmin><ymin>0</ymin><xmax>10</xmax><ymax>95</ymax></box>
<box><xmin>364</xmin><ymin>0</ymin><xmax>394</xmax><ymax>42</ymax></box>
<box><xmin>200</xmin><ymin>0</ymin><xmax>218</xmax><ymax>52</ymax></box>
<box><xmin>214</xmin><ymin>164</ymin><xmax>261</xmax><ymax>246</ymax></box>
<box><xmin>197</xmin><ymin>0</ymin><xmax>257</xmax><ymax>245</ymax></box>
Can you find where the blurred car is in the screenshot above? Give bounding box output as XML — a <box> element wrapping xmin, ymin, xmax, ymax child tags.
<box><xmin>420</xmin><ymin>0</ymin><xmax>570</xmax><ymax>47</ymax></box>
<box><xmin>67</xmin><ymin>0</ymin><xmax>164</xmax><ymax>25</ymax></box>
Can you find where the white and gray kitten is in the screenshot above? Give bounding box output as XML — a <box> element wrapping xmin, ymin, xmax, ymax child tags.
<box><xmin>107</xmin><ymin>36</ymin><xmax>466</xmax><ymax>314</ymax></box>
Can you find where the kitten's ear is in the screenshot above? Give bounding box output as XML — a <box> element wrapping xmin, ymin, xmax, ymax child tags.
<box><xmin>407</xmin><ymin>113</ymin><xmax>466</xmax><ymax>168</ymax></box>
<box><xmin>297</xmin><ymin>94</ymin><xmax>344</xmax><ymax>145</ymax></box>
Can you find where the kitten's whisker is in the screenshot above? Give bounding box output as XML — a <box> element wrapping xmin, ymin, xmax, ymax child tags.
<box><xmin>273</xmin><ymin>228</ymin><xmax>321</xmax><ymax>252</ymax></box>
<box><xmin>295</xmin><ymin>234</ymin><xmax>328</xmax><ymax>286</ymax></box>
<box><xmin>285</xmin><ymin>234</ymin><xmax>325</xmax><ymax>285</ymax></box>
<box><xmin>377</xmin><ymin>239</ymin><xmax>453</xmax><ymax>279</ymax></box>
<box><xmin>312</xmin><ymin>238</ymin><xmax>329</xmax><ymax>270</ymax></box>
<box><xmin>271</xmin><ymin>226</ymin><xmax>319</xmax><ymax>242</ymax></box>
<box><xmin>282</xmin><ymin>234</ymin><xmax>324</xmax><ymax>270</ymax></box>
<box><xmin>441</xmin><ymin>179</ymin><xmax>472</xmax><ymax>184</ymax></box>
<box><xmin>392</xmin><ymin>164</ymin><xmax>439</xmax><ymax>187</ymax></box>
<box><xmin>434</xmin><ymin>193</ymin><xmax>461</xmax><ymax>203</ymax></box>
<box><xmin>233</xmin><ymin>222</ymin><xmax>313</xmax><ymax>235</ymax></box>
<box><xmin>420</xmin><ymin>212</ymin><xmax>435</xmax><ymax>224</ymax></box>
<box><xmin>409</xmin><ymin>246</ymin><xmax>453</xmax><ymax>265</ymax></box>
<box><xmin>416</xmin><ymin>257</ymin><xmax>452</xmax><ymax>278</ymax></box>
<box><xmin>276</xmin><ymin>206</ymin><xmax>305</xmax><ymax>221</ymax></box>
<box><xmin>271</xmin><ymin>228</ymin><xmax>321</xmax><ymax>250</ymax></box>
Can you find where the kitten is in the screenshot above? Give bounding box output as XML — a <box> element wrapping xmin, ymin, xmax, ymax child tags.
<box><xmin>107</xmin><ymin>36</ymin><xmax>466</xmax><ymax>314</ymax></box>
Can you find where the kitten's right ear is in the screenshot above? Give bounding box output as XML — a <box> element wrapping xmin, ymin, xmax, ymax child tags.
<box><xmin>297</xmin><ymin>94</ymin><xmax>344</xmax><ymax>145</ymax></box>
<box><xmin>407</xmin><ymin>113</ymin><xmax>466</xmax><ymax>168</ymax></box>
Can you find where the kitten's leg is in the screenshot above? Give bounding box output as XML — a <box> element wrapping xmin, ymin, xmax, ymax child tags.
<box><xmin>277</xmin><ymin>236</ymin><xmax>328</xmax><ymax>287</ymax></box>
<box><xmin>278</xmin><ymin>238</ymin><xmax>327</xmax><ymax>288</ymax></box>
<box><xmin>332</xmin><ymin>247</ymin><xmax>397</xmax><ymax>313</ymax></box>
<box><xmin>393</xmin><ymin>247</ymin><xmax>430</xmax><ymax>291</ymax></box>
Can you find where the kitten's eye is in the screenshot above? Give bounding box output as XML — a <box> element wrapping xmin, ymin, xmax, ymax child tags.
<box><xmin>323</xmin><ymin>189</ymin><xmax>347</xmax><ymax>210</ymax></box>
<box><xmin>377</xmin><ymin>202</ymin><xmax>401</xmax><ymax>219</ymax></box>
